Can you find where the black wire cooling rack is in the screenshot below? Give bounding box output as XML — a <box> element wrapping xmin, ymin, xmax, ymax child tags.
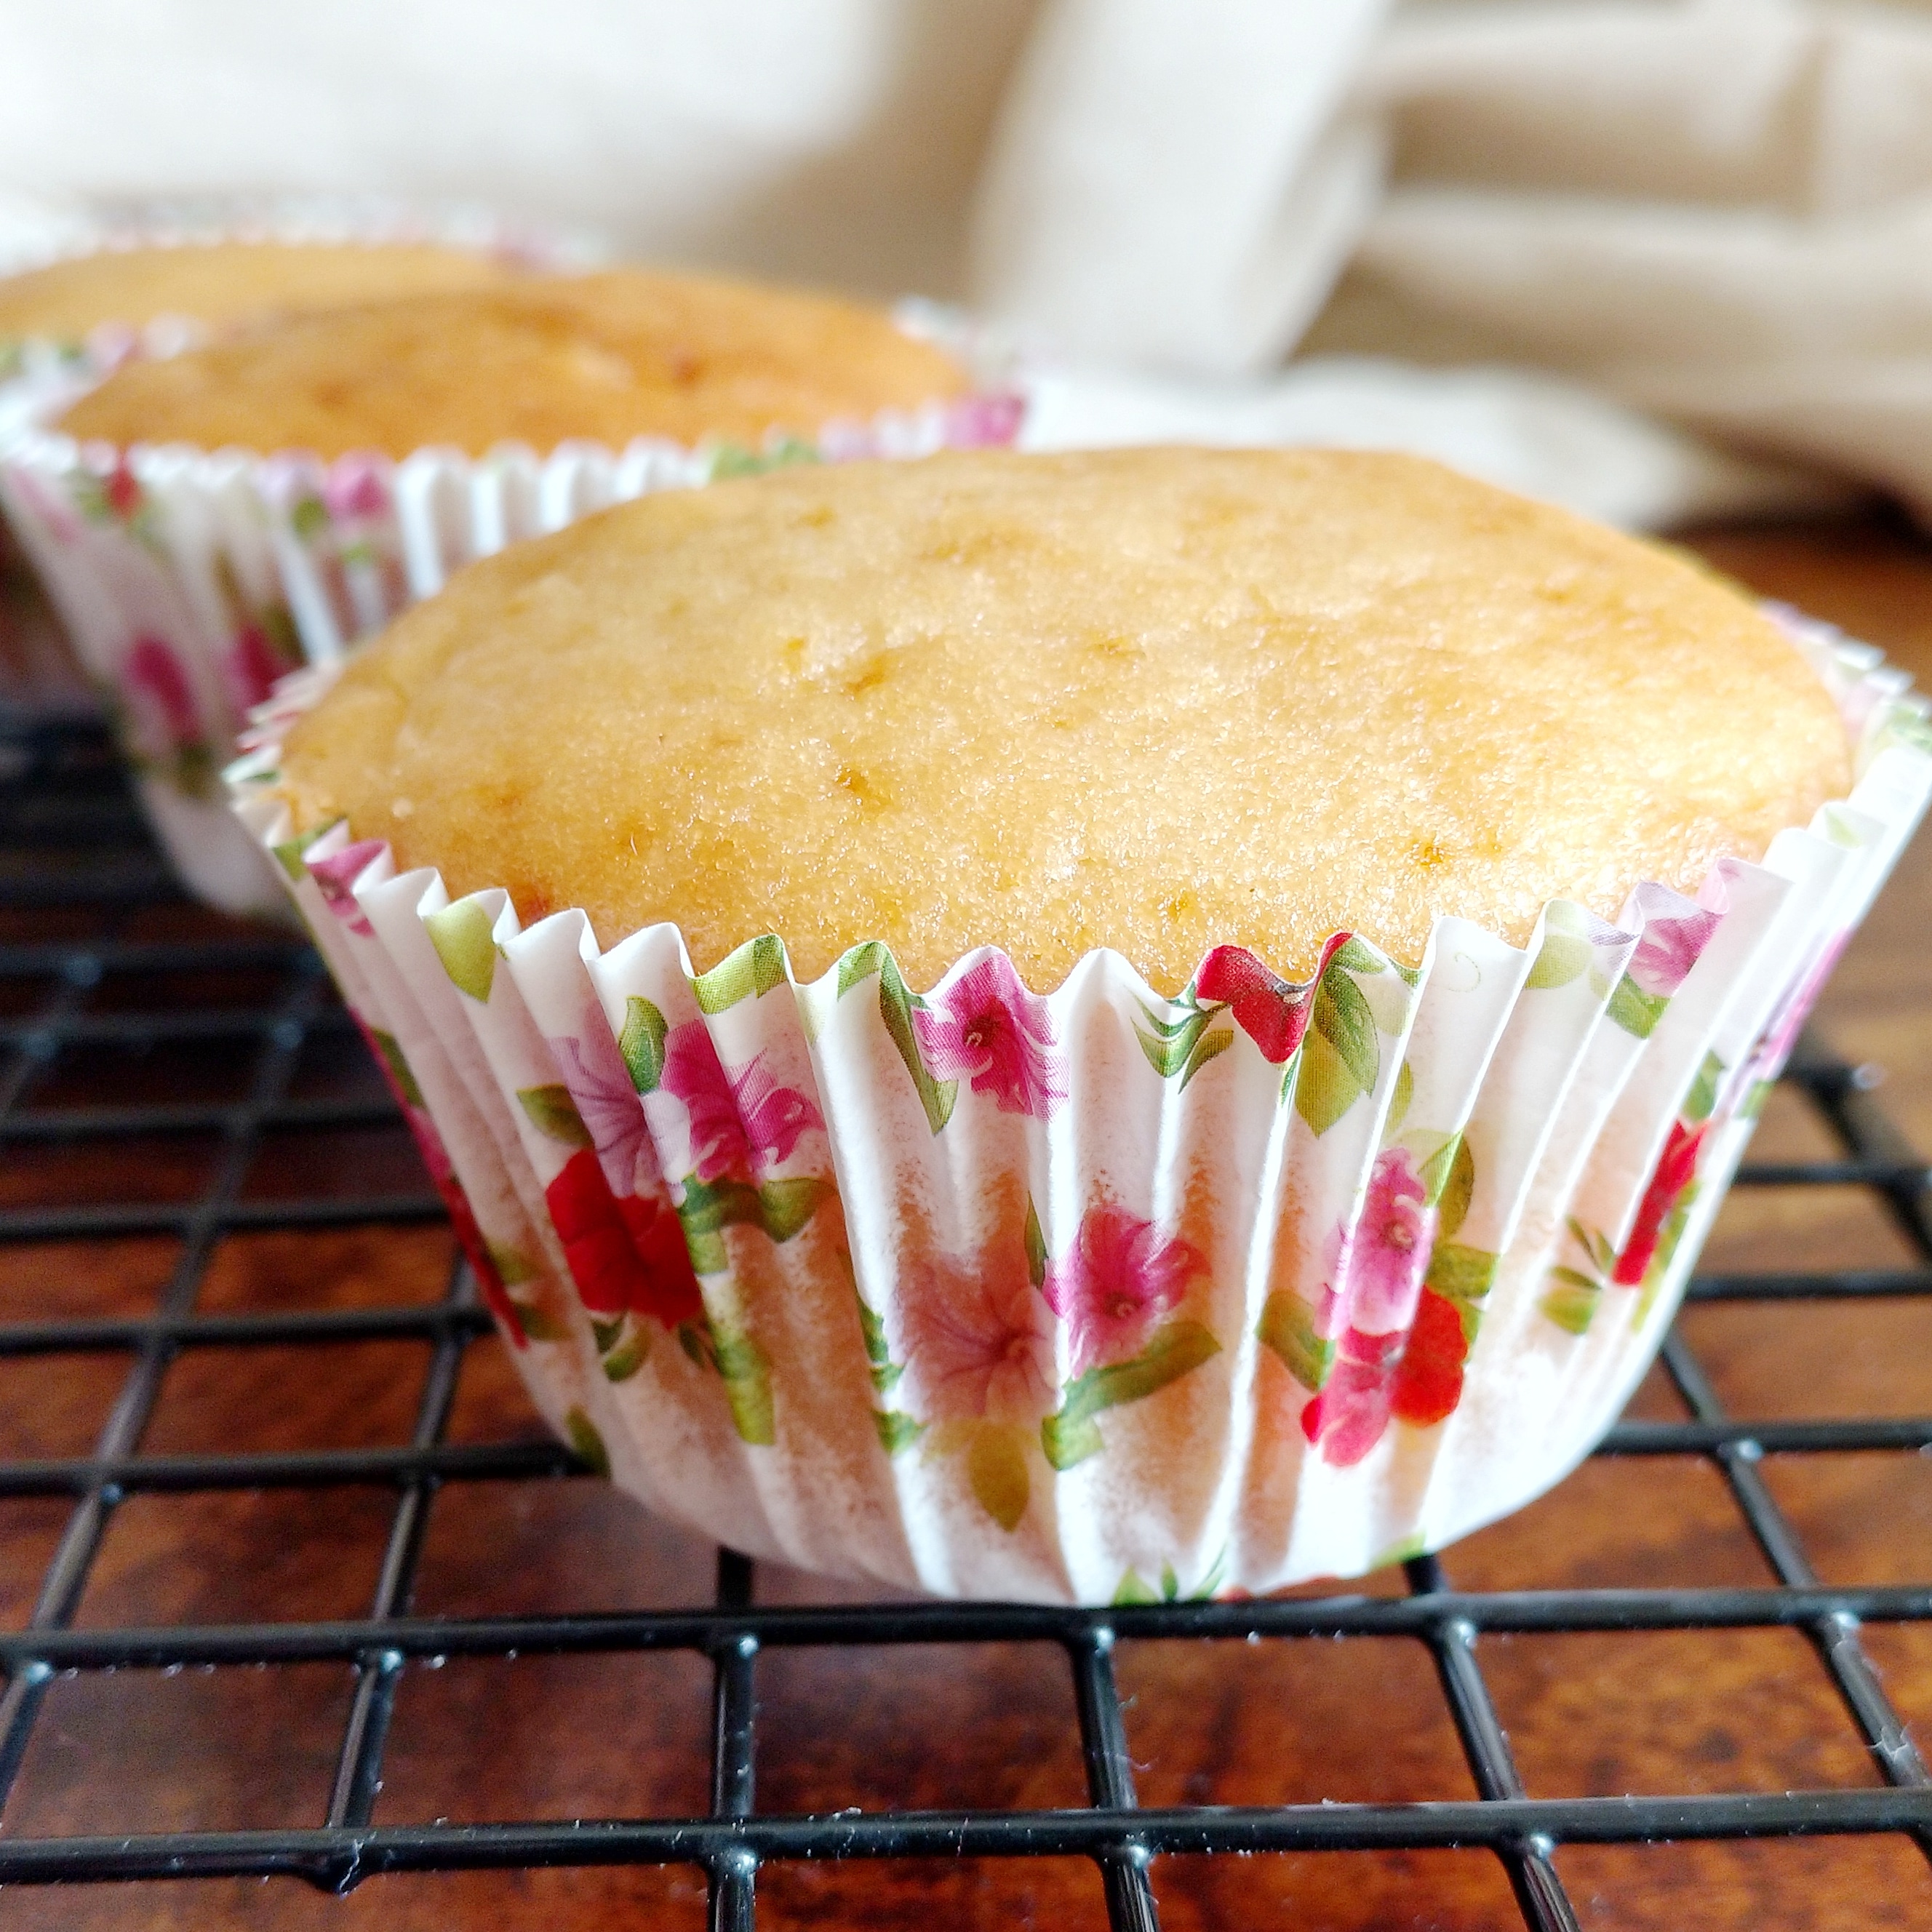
<box><xmin>0</xmin><ymin>713</ymin><xmax>1928</xmax><ymax>1932</ymax></box>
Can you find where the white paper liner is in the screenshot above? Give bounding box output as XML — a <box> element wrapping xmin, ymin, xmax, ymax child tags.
<box><xmin>226</xmin><ymin>611</ymin><xmax>1932</xmax><ymax>1605</ymax></box>
<box><xmin>0</xmin><ymin>219</ymin><xmax>1023</xmax><ymax>914</ymax></box>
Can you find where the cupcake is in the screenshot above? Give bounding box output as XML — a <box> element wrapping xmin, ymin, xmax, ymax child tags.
<box><xmin>0</xmin><ymin>238</ymin><xmax>521</xmax><ymax>357</ymax></box>
<box><xmin>0</xmin><ymin>234</ymin><xmax>527</xmax><ymax>715</ymax></box>
<box><xmin>230</xmin><ymin>447</ymin><xmax>1932</xmax><ymax>1603</ymax></box>
<box><xmin>1</xmin><ymin>267</ymin><xmax>1019</xmax><ymax>911</ymax></box>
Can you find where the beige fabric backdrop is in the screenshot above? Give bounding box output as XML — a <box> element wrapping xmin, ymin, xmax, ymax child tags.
<box><xmin>3</xmin><ymin>0</ymin><xmax>1929</xmax><ymax>526</ymax></box>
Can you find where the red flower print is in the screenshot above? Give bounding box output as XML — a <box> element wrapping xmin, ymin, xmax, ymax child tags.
<box><xmin>225</xmin><ymin>623</ymin><xmax>295</xmax><ymax>715</ymax></box>
<box><xmin>1612</xmin><ymin>1118</ymin><xmax>1707</xmax><ymax>1287</ymax></box>
<box><xmin>913</xmin><ymin>954</ymin><xmax>1061</xmax><ymax>1117</ymax></box>
<box><xmin>1627</xmin><ymin>905</ymin><xmax>1720</xmax><ymax>999</ymax></box>
<box><xmin>1042</xmin><ymin>1202</ymin><xmax>1208</xmax><ymax>1377</ymax></box>
<box><xmin>1193</xmin><ymin>946</ymin><xmax>1312</xmax><ymax>1064</ymax></box>
<box><xmin>322</xmin><ymin>457</ymin><xmax>391</xmax><ymax>522</ymax></box>
<box><xmin>898</xmin><ymin>1247</ymin><xmax>1056</xmax><ymax>1423</ymax></box>
<box><xmin>103</xmin><ymin>461</ymin><xmax>142</xmax><ymax>520</ymax></box>
<box><xmin>1334</xmin><ymin>1148</ymin><xmax>1431</xmax><ymax>1336</ymax></box>
<box><xmin>306</xmin><ymin>838</ymin><xmax>385</xmax><ymax>934</ymax></box>
<box><xmin>546</xmin><ymin>1147</ymin><xmax>703</xmax><ymax>1328</ymax></box>
<box><xmin>1387</xmin><ymin>1289</ymin><xmax>1468</xmax><ymax>1428</ymax></box>
<box><xmin>123</xmin><ymin>634</ymin><xmax>201</xmax><ymax>750</ymax></box>
<box><xmin>661</xmin><ymin>1021</ymin><xmax>821</xmax><ymax>1183</ymax></box>
<box><xmin>440</xmin><ymin>1175</ymin><xmax>526</xmax><ymax>1348</ymax></box>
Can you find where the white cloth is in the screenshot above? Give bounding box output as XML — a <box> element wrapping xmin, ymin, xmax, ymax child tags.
<box><xmin>2</xmin><ymin>0</ymin><xmax>1928</xmax><ymax>527</ymax></box>
<box><xmin>979</xmin><ymin>0</ymin><xmax>1932</xmax><ymax>524</ymax></box>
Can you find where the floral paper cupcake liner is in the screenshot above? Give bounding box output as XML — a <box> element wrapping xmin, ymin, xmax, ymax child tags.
<box><xmin>226</xmin><ymin>612</ymin><xmax>1931</xmax><ymax>1604</ymax></box>
<box><xmin>0</xmin><ymin>220</ymin><xmax>1023</xmax><ymax>912</ymax></box>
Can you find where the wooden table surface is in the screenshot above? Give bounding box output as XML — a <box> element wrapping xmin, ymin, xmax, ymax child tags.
<box><xmin>3</xmin><ymin>515</ymin><xmax>1931</xmax><ymax>1931</ymax></box>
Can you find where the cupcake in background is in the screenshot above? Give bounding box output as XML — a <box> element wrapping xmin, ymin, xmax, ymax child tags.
<box><xmin>0</xmin><ymin>223</ymin><xmax>543</xmax><ymax>723</ymax></box>
<box><xmin>1</xmin><ymin>263</ymin><xmax>1019</xmax><ymax>911</ymax></box>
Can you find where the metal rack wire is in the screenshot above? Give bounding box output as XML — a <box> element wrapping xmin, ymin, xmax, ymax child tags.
<box><xmin>1</xmin><ymin>714</ymin><xmax>1928</xmax><ymax>1932</ymax></box>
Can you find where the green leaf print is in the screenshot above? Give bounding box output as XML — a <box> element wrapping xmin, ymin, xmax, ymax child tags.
<box><xmin>1132</xmin><ymin>994</ymin><xmax>1230</xmax><ymax>1085</ymax></box>
<box><xmin>1682</xmin><ymin>1049</ymin><xmax>1726</xmax><ymax>1125</ymax></box>
<box><xmin>1293</xmin><ymin>951</ymin><xmax>1382</xmax><ymax>1136</ymax></box>
<box><xmin>837</xmin><ymin>941</ymin><xmax>957</xmax><ymax>1133</ymax></box>
<box><xmin>1292</xmin><ymin>1026</ymin><xmax>1357</xmax><ymax>1137</ymax></box>
<box><xmin>272</xmin><ymin>818</ymin><xmax>340</xmax><ymax>884</ymax></box>
<box><xmin>486</xmin><ymin>1239</ymin><xmax>538</xmax><ymax>1288</ymax></box>
<box><xmin>1041</xmin><ymin>1319</ymin><xmax>1221</xmax><ymax>1470</ymax></box>
<box><xmin>676</xmin><ymin>1175</ymin><xmax>829</xmax><ymax>1271</ymax></box>
<box><xmin>602</xmin><ymin>1330</ymin><xmax>650</xmax><ymax>1381</ymax></box>
<box><xmin>1425</xmin><ymin>1243</ymin><xmax>1498</xmax><ymax>1344</ymax></box>
<box><xmin>517</xmin><ymin>1084</ymin><xmax>595</xmax><ymax>1147</ymax></box>
<box><xmin>564</xmin><ymin>1405</ymin><xmax>610</xmax><ymax>1477</ymax></box>
<box><xmin>874</xmin><ymin>1410</ymin><xmax>925</xmax><ymax>1456</ymax></box>
<box><xmin>1328</xmin><ymin>936</ymin><xmax>1385</xmax><ymax>975</ymax></box>
<box><xmin>757</xmin><ymin>1176</ymin><xmax>829</xmax><ymax>1241</ymax></box>
<box><xmin>1256</xmin><ymin>1291</ymin><xmax>1333</xmax><ymax>1392</ymax></box>
<box><xmin>1525</xmin><ymin>931</ymin><xmax>1592</xmax><ymax>990</ymax></box>
<box><xmin>290</xmin><ymin>494</ymin><xmax>330</xmax><ymax>542</ymax></box>
<box><xmin>619</xmin><ymin>995</ymin><xmax>669</xmax><ymax>1093</ymax></box>
<box><xmin>370</xmin><ymin>1029</ymin><xmax>426</xmax><ymax>1109</ymax></box>
<box><xmin>709</xmin><ymin>1314</ymin><xmax>775</xmax><ymax>1445</ymax></box>
<box><xmin>855</xmin><ymin>1288</ymin><xmax>902</xmax><ymax>1393</ymax></box>
<box><xmin>1539</xmin><ymin>1271</ymin><xmax>1601</xmax><ymax>1336</ymax></box>
<box><xmin>1605</xmin><ymin>973</ymin><xmax>1669</xmax><ymax>1039</ymax></box>
<box><xmin>693</xmin><ymin>934</ymin><xmax>789</xmax><ymax>1013</ymax></box>
<box><xmin>969</xmin><ymin>1427</ymin><xmax>1031</xmax><ymax>1532</ymax></box>
<box><xmin>1425</xmin><ymin>1135</ymin><xmax>1476</xmax><ymax>1240</ymax></box>
<box><xmin>1386</xmin><ymin>1059</ymin><xmax>1415</xmax><ymax>1137</ymax></box>
<box><xmin>1111</xmin><ymin>1549</ymin><xmax>1229</xmax><ymax>1606</ymax></box>
<box><xmin>423</xmin><ymin>900</ymin><xmax>498</xmax><ymax>1002</ymax></box>
<box><xmin>1024</xmin><ymin>1197</ymin><xmax>1048</xmax><ymax>1290</ymax></box>
<box><xmin>508</xmin><ymin>1298</ymin><xmax>571</xmax><ymax>1344</ymax></box>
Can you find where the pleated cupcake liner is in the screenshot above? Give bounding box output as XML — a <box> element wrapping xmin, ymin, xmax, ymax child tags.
<box><xmin>0</xmin><ymin>199</ymin><xmax>603</xmax><ymax>724</ymax></box>
<box><xmin>226</xmin><ymin>611</ymin><xmax>1931</xmax><ymax>1604</ymax></box>
<box><xmin>0</xmin><ymin>216</ymin><xmax>1023</xmax><ymax>914</ymax></box>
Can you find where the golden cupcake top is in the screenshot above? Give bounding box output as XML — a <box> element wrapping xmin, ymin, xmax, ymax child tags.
<box><xmin>276</xmin><ymin>447</ymin><xmax>1851</xmax><ymax>991</ymax></box>
<box><xmin>56</xmin><ymin>267</ymin><xmax>972</xmax><ymax>458</ymax></box>
<box><xmin>0</xmin><ymin>239</ymin><xmax>518</xmax><ymax>342</ymax></box>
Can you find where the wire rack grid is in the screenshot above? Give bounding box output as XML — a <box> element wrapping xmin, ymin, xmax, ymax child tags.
<box><xmin>0</xmin><ymin>714</ymin><xmax>1928</xmax><ymax>1932</ymax></box>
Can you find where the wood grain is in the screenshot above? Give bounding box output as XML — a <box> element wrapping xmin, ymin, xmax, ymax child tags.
<box><xmin>4</xmin><ymin>514</ymin><xmax>1932</xmax><ymax>1931</ymax></box>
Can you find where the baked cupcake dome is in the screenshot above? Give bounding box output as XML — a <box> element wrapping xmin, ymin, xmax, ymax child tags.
<box><xmin>0</xmin><ymin>239</ymin><xmax>519</xmax><ymax>343</ymax></box>
<box><xmin>57</xmin><ymin>267</ymin><xmax>973</xmax><ymax>459</ymax></box>
<box><xmin>277</xmin><ymin>446</ymin><xmax>1850</xmax><ymax>991</ymax></box>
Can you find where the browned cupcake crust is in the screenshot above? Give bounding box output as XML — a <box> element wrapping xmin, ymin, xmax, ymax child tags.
<box><xmin>58</xmin><ymin>268</ymin><xmax>971</xmax><ymax>459</ymax></box>
<box><xmin>0</xmin><ymin>240</ymin><xmax>519</xmax><ymax>341</ymax></box>
<box><xmin>277</xmin><ymin>447</ymin><xmax>1851</xmax><ymax>991</ymax></box>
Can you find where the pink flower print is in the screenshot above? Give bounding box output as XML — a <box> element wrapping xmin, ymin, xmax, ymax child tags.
<box><xmin>948</xmin><ymin>391</ymin><xmax>1026</xmax><ymax>450</ymax></box>
<box><xmin>898</xmin><ymin>1248</ymin><xmax>1056</xmax><ymax>1423</ymax></box>
<box><xmin>1333</xmin><ymin>1149</ymin><xmax>1432</xmax><ymax>1336</ymax></box>
<box><xmin>660</xmin><ymin>1021</ymin><xmax>823</xmax><ymax>1183</ymax></box>
<box><xmin>306</xmin><ymin>839</ymin><xmax>386</xmax><ymax>935</ymax></box>
<box><xmin>122</xmin><ymin>635</ymin><xmax>201</xmax><ymax>751</ymax></box>
<box><xmin>550</xmin><ymin>1029</ymin><xmax>655</xmax><ymax>1198</ymax></box>
<box><xmin>912</xmin><ymin>954</ymin><xmax>1061</xmax><ymax>1118</ymax></box>
<box><xmin>1755</xmin><ymin>934</ymin><xmax>1848</xmax><ymax>1079</ymax></box>
<box><xmin>323</xmin><ymin>457</ymin><xmax>392</xmax><ymax>523</ymax></box>
<box><xmin>1298</xmin><ymin>1292</ymin><xmax>1469</xmax><ymax>1466</ymax></box>
<box><xmin>1042</xmin><ymin>1202</ymin><xmax>1208</xmax><ymax>1377</ymax></box>
<box><xmin>1627</xmin><ymin>905</ymin><xmax>1721</xmax><ymax>999</ymax></box>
